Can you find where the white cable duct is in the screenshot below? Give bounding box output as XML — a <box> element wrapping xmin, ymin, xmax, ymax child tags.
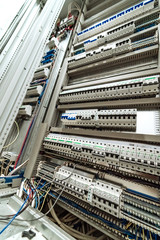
<box><xmin>0</xmin><ymin>0</ymin><xmax>40</xmax><ymax>73</ymax></box>
<box><xmin>0</xmin><ymin>0</ymin><xmax>30</xmax><ymax>52</ymax></box>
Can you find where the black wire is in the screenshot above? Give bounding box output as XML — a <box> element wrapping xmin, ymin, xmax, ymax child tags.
<box><xmin>0</xmin><ymin>220</ymin><xmax>28</xmax><ymax>227</ymax></box>
<box><xmin>0</xmin><ymin>192</ymin><xmax>35</xmax><ymax>220</ymax></box>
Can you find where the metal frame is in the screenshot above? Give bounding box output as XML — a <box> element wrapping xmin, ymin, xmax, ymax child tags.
<box><xmin>15</xmin><ymin>1</ymin><xmax>160</xmax><ymax>239</ymax></box>
<box><xmin>0</xmin><ymin>0</ymin><xmax>40</xmax><ymax>81</ymax></box>
<box><xmin>0</xmin><ymin>0</ymin><xmax>65</xmax><ymax>153</ymax></box>
<box><xmin>0</xmin><ymin>0</ymin><xmax>31</xmax><ymax>53</ymax></box>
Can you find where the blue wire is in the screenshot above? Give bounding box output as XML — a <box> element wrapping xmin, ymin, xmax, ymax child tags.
<box><xmin>35</xmin><ymin>196</ymin><xmax>38</xmax><ymax>209</ymax></box>
<box><xmin>0</xmin><ymin>179</ymin><xmax>44</xmax><ymax>234</ymax></box>
<box><xmin>0</xmin><ymin>195</ymin><xmax>30</xmax><ymax>235</ymax></box>
<box><xmin>49</xmin><ymin>191</ymin><xmax>137</xmax><ymax>238</ymax></box>
<box><xmin>22</xmin><ymin>181</ymin><xmax>46</xmax><ymax>209</ymax></box>
<box><xmin>38</xmin><ymin>80</ymin><xmax>48</xmax><ymax>104</ymax></box>
<box><xmin>37</xmin><ymin>181</ymin><xmax>46</xmax><ymax>189</ymax></box>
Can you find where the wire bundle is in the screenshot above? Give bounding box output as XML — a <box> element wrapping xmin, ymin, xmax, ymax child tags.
<box><xmin>0</xmin><ymin>165</ymin><xmax>75</xmax><ymax>235</ymax></box>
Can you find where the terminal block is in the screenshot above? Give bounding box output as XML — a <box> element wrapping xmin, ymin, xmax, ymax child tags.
<box><xmin>33</xmin><ymin>67</ymin><xmax>50</xmax><ymax>79</ymax></box>
<box><xmin>26</xmin><ymin>86</ymin><xmax>43</xmax><ymax>97</ymax></box>
<box><xmin>41</xmin><ymin>49</ymin><xmax>56</xmax><ymax>65</ymax></box>
<box><xmin>59</xmin><ymin>15</ymin><xmax>75</xmax><ymax>30</ymax></box>
<box><xmin>37</xmin><ymin>164</ymin><xmax>160</xmax><ymax>234</ymax></box>
<box><xmin>83</xmin><ymin>22</ymin><xmax>135</xmax><ymax>51</ymax></box>
<box><xmin>69</xmin><ymin>31</ymin><xmax>158</xmax><ymax>70</ymax></box>
<box><xmin>18</xmin><ymin>105</ymin><xmax>32</xmax><ymax>117</ymax></box>
<box><xmin>77</xmin><ymin>0</ymin><xmax>155</xmax><ymax>42</ymax></box>
<box><xmin>61</xmin><ymin>109</ymin><xmax>137</xmax><ymax>131</ymax></box>
<box><xmin>43</xmin><ymin>133</ymin><xmax>160</xmax><ymax>176</ymax></box>
<box><xmin>59</xmin><ymin>76</ymin><xmax>159</xmax><ymax>104</ymax></box>
<box><xmin>37</xmin><ymin>164</ymin><xmax>122</xmax><ymax>219</ymax></box>
<box><xmin>1</xmin><ymin>151</ymin><xmax>18</xmax><ymax>162</ymax></box>
<box><xmin>107</xmin><ymin>22</ymin><xmax>135</xmax><ymax>42</ymax></box>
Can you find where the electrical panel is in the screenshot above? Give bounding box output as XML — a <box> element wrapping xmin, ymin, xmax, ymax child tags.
<box><xmin>2</xmin><ymin>0</ymin><xmax>160</xmax><ymax>240</ymax></box>
<box><xmin>77</xmin><ymin>0</ymin><xmax>155</xmax><ymax>42</ymax></box>
<box><xmin>37</xmin><ymin>163</ymin><xmax>160</xmax><ymax>235</ymax></box>
<box><xmin>43</xmin><ymin>133</ymin><xmax>160</xmax><ymax>176</ymax></box>
<box><xmin>33</xmin><ymin>0</ymin><xmax>160</xmax><ymax>239</ymax></box>
<box><xmin>59</xmin><ymin>76</ymin><xmax>159</xmax><ymax>103</ymax></box>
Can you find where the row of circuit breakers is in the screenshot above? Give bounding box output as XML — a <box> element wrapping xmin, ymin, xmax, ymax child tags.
<box><xmin>61</xmin><ymin>109</ymin><xmax>137</xmax><ymax>131</ymax></box>
<box><xmin>37</xmin><ymin>160</ymin><xmax>160</xmax><ymax>235</ymax></box>
<box><xmin>69</xmin><ymin>33</ymin><xmax>158</xmax><ymax>69</ymax></box>
<box><xmin>59</xmin><ymin>76</ymin><xmax>159</xmax><ymax>103</ymax></box>
<box><xmin>43</xmin><ymin>133</ymin><xmax>160</xmax><ymax>176</ymax></box>
<box><xmin>77</xmin><ymin>0</ymin><xmax>156</xmax><ymax>42</ymax></box>
<box><xmin>38</xmin><ymin>133</ymin><xmax>160</xmax><ymax>236</ymax></box>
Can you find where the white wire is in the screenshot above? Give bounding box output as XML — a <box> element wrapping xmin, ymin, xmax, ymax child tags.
<box><xmin>2</xmin><ymin>121</ymin><xmax>19</xmax><ymax>149</ymax></box>
<box><xmin>1</xmin><ymin>165</ymin><xmax>76</xmax><ymax>222</ymax></box>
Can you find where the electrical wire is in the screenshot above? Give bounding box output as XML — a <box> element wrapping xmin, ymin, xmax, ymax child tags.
<box><xmin>21</xmin><ymin>165</ymin><xmax>76</xmax><ymax>221</ymax></box>
<box><xmin>31</xmin><ymin>179</ymin><xmax>40</xmax><ymax>209</ymax></box>
<box><xmin>0</xmin><ymin>220</ymin><xmax>28</xmax><ymax>227</ymax></box>
<box><xmin>0</xmin><ymin>169</ymin><xmax>154</xmax><ymax>240</ymax></box>
<box><xmin>2</xmin><ymin>121</ymin><xmax>19</xmax><ymax>149</ymax></box>
<box><xmin>0</xmin><ymin>181</ymin><xmax>43</xmax><ymax>219</ymax></box>
<box><xmin>39</xmin><ymin>185</ymin><xmax>52</xmax><ymax>211</ymax></box>
<box><xmin>0</xmin><ymin>178</ymin><xmax>43</xmax><ymax>219</ymax></box>
<box><xmin>4</xmin><ymin>161</ymin><xmax>13</xmax><ymax>176</ymax></box>
<box><xmin>126</xmin><ymin>222</ymin><xmax>132</xmax><ymax>229</ymax></box>
<box><xmin>0</xmin><ymin>165</ymin><xmax>75</xmax><ymax>222</ymax></box>
<box><xmin>149</xmin><ymin>231</ymin><xmax>153</xmax><ymax>240</ymax></box>
<box><xmin>48</xmin><ymin>202</ymin><xmax>96</xmax><ymax>240</ymax></box>
<box><xmin>0</xmin><ymin>194</ymin><xmax>34</xmax><ymax>221</ymax></box>
<box><xmin>34</xmin><ymin>164</ymin><xmax>75</xmax><ymax>192</ymax></box>
<box><xmin>8</xmin><ymin>158</ymin><xmax>29</xmax><ymax>176</ymax></box>
<box><xmin>142</xmin><ymin>228</ymin><xmax>145</xmax><ymax>240</ymax></box>
<box><xmin>0</xmin><ymin>193</ymin><xmax>30</xmax><ymax>235</ymax></box>
<box><xmin>135</xmin><ymin>225</ymin><xmax>138</xmax><ymax>240</ymax></box>
<box><xmin>0</xmin><ymin>159</ymin><xmax>6</xmax><ymax>176</ymax></box>
<box><xmin>49</xmin><ymin>191</ymin><xmax>137</xmax><ymax>238</ymax></box>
